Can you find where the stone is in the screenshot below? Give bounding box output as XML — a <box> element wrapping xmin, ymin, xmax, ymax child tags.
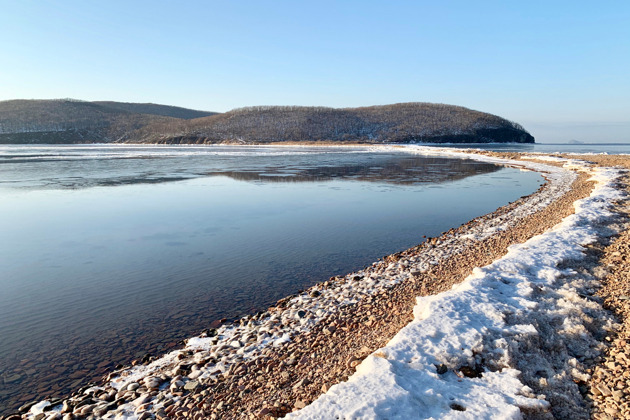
<box><xmin>5</xmin><ymin>374</ymin><xmax>23</xmax><ymax>384</ymax></box>
<box><xmin>458</xmin><ymin>365</ymin><xmax>482</xmax><ymax>378</ymax></box>
<box><xmin>184</xmin><ymin>380</ymin><xmax>199</xmax><ymax>391</ymax></box>
<box><xmin>79</xmin><ymin>404</ymin><xmax>95</xmax><ymax>416</ymax></box>
<box><xmin>188</xmin><ymin>370</ymin><xmax>202</xmax><ymax>379</ymax></box>
<box><xmin>294</xmin><ymin>400</ymin><xmax>307</xmax><ymax>409</ymax></box>
<box><xmin>323</xmin><ymin>326</ymin><xmax>336</xmax><ymax>335</ymax></box>
<box><xmin>132</xmin><ymin>394</ymin><xmax>151</xmax><ymax>407</ymax></box>
<box><xmin>137</xmin><ymin>402</ymin><xmax>152</xmax><ymax>412</ymax></box>
<box><xmin>358</xmin><ymin>346</ymin><xmax>372</xmax><ymax>357</ymax></box>
<box><xmin>346</xmin><ymin>356</ymin><xmax>358</xmax><ymax>368</ymax></box>
<box><xmin>450</xmin><ymin>402</ymin><xmax>466</xmax><ymax>411</ymax></box>
<box><xmin>293</xmin><ymin>378</ymin><xmax>310</xmax><ymax>389</ymax></box>
<box><xmin>127</xmin><ymin>382</ymin><xmax>140</xmax><ymax>391</ymax></box>
<box><xmin>19</xmin><ymin>401</ymin><xmax>37</xmax><ymax>412</ymax></box>
<box><xmin>597</xmin><ymin>383</ymin><xmax>613</xmax><ymax>397</ymax></box>
<box><xmin>144</xmin><ymin>376</ymin><xmax>161</xmax><ymax>388</ymax></box>
<box><xmin>92</xmin><ymin>404</ymin><xmax>110</xmax><ymax>417</ymax></box>
<box><xmin>257</xmin><ymin>407</ymin><xmax>271</xmax><ymax>417</ymax></box>
<box><xmin>604</xmin><ymin>406</ymin><xmax>619</xmax><ymax>416</ymax></box>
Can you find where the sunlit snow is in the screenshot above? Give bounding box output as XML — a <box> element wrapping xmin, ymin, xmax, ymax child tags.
<box><xmin>289</xmin><ymin>157</ymin><xmax>623</xmax><ymax>419</ymax></box>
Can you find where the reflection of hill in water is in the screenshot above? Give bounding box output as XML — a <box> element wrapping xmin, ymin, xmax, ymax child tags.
<box><xmin>2</xmin><ymin>152</ymin><xmax>502</xmax><ymax>190</ymax></box>
<box><xmin>207</xmin><ymin>156</ymin><xmax>501</xmax><ymax>185</ymax></box>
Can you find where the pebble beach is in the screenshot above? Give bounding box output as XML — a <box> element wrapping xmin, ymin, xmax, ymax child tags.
<box><xmin>5</xmin><ymin>146</ymin><xmax>630</xmax><ymax>420</ymax></box>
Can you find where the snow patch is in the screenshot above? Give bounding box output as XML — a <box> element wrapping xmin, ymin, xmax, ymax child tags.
<box><xmin>290</xmin><ymin>161</ymin><xmax>623</xmax><ymax>419</ymax></box>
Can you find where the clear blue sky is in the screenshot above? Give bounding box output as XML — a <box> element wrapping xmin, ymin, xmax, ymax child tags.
<box><xmin>1</xmin><ymin>0</ymin><xmax>628</xmax><ymax>142</ymax></box>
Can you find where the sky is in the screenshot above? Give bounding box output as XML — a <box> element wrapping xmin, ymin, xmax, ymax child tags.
<box><xmin>0</xmin><ymin>1</ymin><xmax>628</xmax><ymax>143</ymax></box>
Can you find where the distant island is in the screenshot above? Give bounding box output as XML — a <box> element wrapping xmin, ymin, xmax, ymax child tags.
<box><xmin>0</xmin><ymin>99</ymin><xmax>534</xmax><ymax>144</ymax></box>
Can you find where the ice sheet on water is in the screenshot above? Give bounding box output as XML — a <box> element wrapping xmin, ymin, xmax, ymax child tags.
<box><xmin>0</xmin><ymin>144</ymin><xmax>373</xmax><ymax>163</ymax></box>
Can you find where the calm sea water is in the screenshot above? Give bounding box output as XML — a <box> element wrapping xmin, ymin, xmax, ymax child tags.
<box><xmin>0</xmin><ymin>145</ymin><xmax>543</xmax><ymax>413</ymax></box>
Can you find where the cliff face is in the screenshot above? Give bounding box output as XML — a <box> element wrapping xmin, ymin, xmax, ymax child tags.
<box><xmin>0</xmin><ymin>100</ymin><xmax>534</xmax><ymax>144</ymax></box>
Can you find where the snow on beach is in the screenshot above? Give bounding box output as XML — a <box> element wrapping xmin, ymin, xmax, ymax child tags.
<box><xmin>22</xmin><ymin>147</ymin><xmax>624</xmax><ymax>419</ymax></box>
<box><xmin>289</xmin><ymin>156</ymin><xmax>624</xmax><ymax>419</ymax></box>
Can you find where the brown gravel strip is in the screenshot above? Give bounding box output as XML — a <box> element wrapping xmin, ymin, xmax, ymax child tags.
<box><xmin>168</xmin><ymin>157</ymin><xmax>596</xmax><ymax>419</ymax></box>
<box><xmin>571</xmin><ymin>156</ymin><xmax>630</xmax><ymax>420</ymax></box>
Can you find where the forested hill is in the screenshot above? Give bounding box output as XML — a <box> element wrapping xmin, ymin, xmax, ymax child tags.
<box><xmin>0</xmin><ymin>99</ymin><xmax>215</xmax><ymax>144</ymax></box>
<box><xmin>92</xmin><ymin>101</ymin><xmax>217</xmax><ymax>120</ymax></box>
<box><xmin>149</xmin><ymin>103</ymin><xmax>534</xmax><ymax>144</ymax></box>
<box><xmin>0</xmin><ymin>100</ymin><xmax>534</xmax><ymax>144</ymax></box>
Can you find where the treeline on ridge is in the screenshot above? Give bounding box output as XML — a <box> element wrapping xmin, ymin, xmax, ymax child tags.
<box><xmin>0</xmin><ymin>99</ymin><xmax>534</xmax><ymax>144</ymax></box>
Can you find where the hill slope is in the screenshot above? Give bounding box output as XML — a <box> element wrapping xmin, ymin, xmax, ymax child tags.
<box><xmin>147</xmin><ymin>103</ymin><xmax>533</xmax><ymax>144</ymax></box>
<box><xmin>92</xmin><ymin>101</ymin><xmax>217</xmax><ymax>120</ymax></box>
<box><xmin>0</xmin><ymin>100</ymin><xmax>534</xmax><ymax>144</ymax></box>
<box><xmin>0</xmin><ymin>99</ymin><xmax>213</xmax><ymax>144</ymax></box>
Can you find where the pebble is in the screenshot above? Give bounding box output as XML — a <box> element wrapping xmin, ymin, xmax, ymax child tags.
<box><xmin>126</xmin><ymin>382</ymin><xmax>140</xmax><ymax>392</ymax></box>
<box><xmin>183</xmin><ymin>381</ymin><xmax>199</xmax><ymax>391</ymax></box>
<box><xmin>597</xmin><ymin>384</ymin><xmax>613</xmax><ymax>397</ymax></box>
<box><xmin>143</xmin><ymin>377</ymin><xmax>161</xmax><ymax>389</ymax></box>
<box><xmin>61</xmin><ymin>401</ymin><xmax>71</xmax><ymax>413</ymax></box>
<box><xmin>132</xmin><ymin>394</ymin><xmax>151</xmax><ymax>407</ymax></box>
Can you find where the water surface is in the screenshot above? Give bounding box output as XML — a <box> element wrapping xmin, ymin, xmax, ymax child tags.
<box><xmin>0</xmin><ymin>145</ymin><xmax>543</xmax><ymax>413</ymax></box>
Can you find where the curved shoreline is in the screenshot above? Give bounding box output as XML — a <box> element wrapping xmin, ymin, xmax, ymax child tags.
<box><xmin>10</xmin><ymin>147</ymin><xmax>630</xmax><ymax>420</ymax></box>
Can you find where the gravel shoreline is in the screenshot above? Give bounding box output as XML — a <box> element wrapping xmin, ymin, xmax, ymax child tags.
<box><xmin>7</xmin><ymin>149</ymin><xmax>630</xmax><ymax>420</ymax></box>
<box><xmin>571</xmin><ymin>155</ymin><xmax>630</xmax><ymax>420</ymax></box>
